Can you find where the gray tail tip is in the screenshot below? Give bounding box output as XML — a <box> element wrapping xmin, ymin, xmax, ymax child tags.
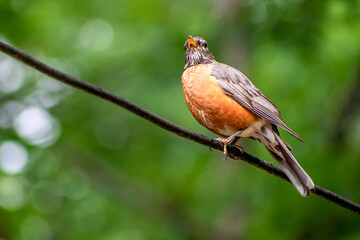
<box><xmin>298</xmin><ymin>181</ymin><xmax>315</xmax><ymax>197</ymax></box>
<box><xmin>300</xmin><ymin>189</ymin><xmax>311</xmax><ymax>197</ymax></box>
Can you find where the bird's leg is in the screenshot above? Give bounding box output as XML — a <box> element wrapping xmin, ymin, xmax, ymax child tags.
<box><xmin>217</xmin><ymin>129</ymin><xmax>243</xmax><ymax>160</ymax></box>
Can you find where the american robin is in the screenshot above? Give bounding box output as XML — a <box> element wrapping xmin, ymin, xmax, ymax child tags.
<box><xmin>182</xmin><ymin>35</ymin><xmax>315</xmax><ymax>197</ymax></box>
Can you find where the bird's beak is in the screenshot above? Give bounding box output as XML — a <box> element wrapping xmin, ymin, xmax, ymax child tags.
<box><xmin>188</xmin><ymin>35</ymin><xmax>197</xmax><ymax>48</ymax></box>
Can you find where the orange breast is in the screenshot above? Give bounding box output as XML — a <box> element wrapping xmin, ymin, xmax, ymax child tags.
<box><xmin>182</xmin><ymin>64</ymin><xmax>258</xmax><ymax>137</ymax></box>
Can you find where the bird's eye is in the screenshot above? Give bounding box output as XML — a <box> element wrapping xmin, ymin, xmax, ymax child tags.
<box><xmin>199</xmin><ymin>40</ymin><xmax>207</xmax><ymax>48</ymax></box>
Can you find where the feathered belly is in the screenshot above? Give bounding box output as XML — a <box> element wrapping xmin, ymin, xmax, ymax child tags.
<box><xmin>182</xmin><ymin>64</ymin><xmax>258</xmax><ymax>137</ymax></box>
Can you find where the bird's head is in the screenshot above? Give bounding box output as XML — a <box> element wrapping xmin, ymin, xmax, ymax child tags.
<box><xmin>184</xmin><ymin>35</ymin><xmax>215</xmax><ymax>69</ymax></box>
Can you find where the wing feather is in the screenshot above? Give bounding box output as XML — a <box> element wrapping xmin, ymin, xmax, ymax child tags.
<box><xmin>211</xmin><ymin>62</ymin><xmax>302</xmax><ymax>141</ymax></box>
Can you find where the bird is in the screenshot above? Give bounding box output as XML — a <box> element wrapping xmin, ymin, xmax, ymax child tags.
<box><xmin>182</xmin><ymin>35</ymin><xmax>315</xmax><ymax>197</ymax></box>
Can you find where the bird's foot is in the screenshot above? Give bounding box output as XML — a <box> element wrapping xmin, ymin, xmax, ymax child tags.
<box><xmin>217</xmin><ymin>138</ymin><xmax>230</xmax><ymax>160</ymax></box>
<box><xmin>217</xmin><ymin>129</ymin><xmax>243</xmax><ymax>161</ymax></box>
<box><xmin>217</xmin><ymin>139</ymin><xmax>244</xmax><ymax>160</ymax></box>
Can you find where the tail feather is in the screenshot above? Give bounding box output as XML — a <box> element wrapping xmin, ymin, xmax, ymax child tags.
<box><xmin>267</xmin><ymin>134</ymin><xmax>314</xmax><ymax>196</ymax></box>
<box><xmin>275</xmin><ymin>134</ymin><xmax>314</xmax><ymax>189</ymax></box>
<box><xmin>268</xmin><ymin>151</ymin><xmax>308</xmax><ymax>196</ymax></box>
<box><xmin>260</xmin><ymin>125</ymin><xmax>314</xmax><ymax>197</ymax></box>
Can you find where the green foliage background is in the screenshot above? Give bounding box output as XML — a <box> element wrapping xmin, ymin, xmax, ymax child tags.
<box><xmin>1</xmin><ymin>0</ymin><xmax>360</xmax><ymax>239</ymax></box>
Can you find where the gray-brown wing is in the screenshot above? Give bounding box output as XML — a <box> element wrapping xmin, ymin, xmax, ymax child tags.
<box><xmin>211</xmin><ymin>62</ymin><xmax>302</xmax><ymax>141</ymax></box>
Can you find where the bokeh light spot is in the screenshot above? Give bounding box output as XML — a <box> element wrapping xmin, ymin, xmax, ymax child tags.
<box><xmin>0</xmin><ymin>101</ymin><xmax>24</xmax><ymax>129</ymax></box>
<box><xmin>14</xmin><ymin>106</ymin><xmax>60</xmax><ymax>147</ymax></box>
<box><xmin>0</xmin><ymin>58</ymin><xmax>25</xmax><ymax>93</ymax></box>
<box><xmin>0</xmin><ymin>177</ymin><xmax>26</xmax><ymax>210</ymax></box>
<box><xmin>79</xmin><ymin>19</ymin><xmax>114</xmax><ymax>51</ymax></box>
<box><xmin>0</xmin><ymin>140</ymin><xmax>28</xmax><ymax>174</ymax></box>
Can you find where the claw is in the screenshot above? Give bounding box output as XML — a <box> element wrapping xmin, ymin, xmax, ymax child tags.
<box><xmin>233</xmin><ymin>145</ymin><xmax>243</xmax><ymax>154</ymax></box>
<box><xmin>227</xmin><ymin>145</ymin><xmax>243</xmax><ymax>160</ymax></box>
<box><xmin>216</xmin><ymin>129</ymin><xmax>243</xmax><ymax>161</ymax></box>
